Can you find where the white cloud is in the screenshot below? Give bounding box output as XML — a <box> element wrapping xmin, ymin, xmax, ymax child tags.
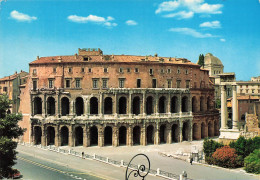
<box><xmin>10</xmin><ymin>10</ymin><xmax>37</xmax><ymax>22</ymax></box>
<box><xmin>169</xmin><ymin>27</ymin><xmax>216</xmax><ymax>38</ymax></box>
<box><xmin>200</xmin><ymin>21</ymin><xmax>221</xmax><ymax>28</ymax></box>
<box><xmin>68</xmin><ymin>14</ymin><xmax>117</xmax><ymax>27</ymax></box>
<box><xmin>163</xmin><ymin>11</ymin><xmax>194</xmax><ymax>19</ymax></box>
<box><xmin>220</xmin><ymin>38</ymin><xmax>226</xmax><ymax>42</ymax></box>
<box><xmin>125</xmin><ymin>20</ymin><xmax>138</xmax><ymax>26</ymax></box>
<box><xmin>156</xmin><ymin>0</ymin><xmax>223</xmax><ymax>18</ymax></box>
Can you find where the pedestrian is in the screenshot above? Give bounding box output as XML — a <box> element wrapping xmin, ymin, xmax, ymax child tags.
<box><xmin>82</xmin><ymin>151</ymin><xmax>84</xmax><ymax>159</ymax></box>
<box><xmin>190</xmin><ymin>156</ymin><xmax>193</xmax><ymax>165</ymax></box>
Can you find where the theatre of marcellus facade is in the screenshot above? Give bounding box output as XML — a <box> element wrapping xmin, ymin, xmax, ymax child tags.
<box><xmin>19</xmin><ymin>48</ymin><xmax>219</xmax><ymax>147</ymax></box>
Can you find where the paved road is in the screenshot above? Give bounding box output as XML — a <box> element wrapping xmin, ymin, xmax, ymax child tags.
<box><xmin>16</xmin><ymin>145</ymin><xmax>161</xmax><ymax>180</ymax></box>
<box><xmin>14</xmin><ymin>153</ymin><xmax>102</xmax><ymax>180</ymax></box>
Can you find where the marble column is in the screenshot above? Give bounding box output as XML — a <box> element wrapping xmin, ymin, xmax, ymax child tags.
<box><xmin>221</xmin><ymin>85</ymin><xmax>228</xmax><ymax>129</ymax></box>
<box><xmin>232</xmin><ymin>85</ymin><xmax>238</xmax><ymax>130</ymax></box>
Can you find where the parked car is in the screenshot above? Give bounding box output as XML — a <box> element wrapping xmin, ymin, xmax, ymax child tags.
<box><xmin>8</xmin><ymin>169</ymin><xmax>22</xmax><ymax>179</ymax></box>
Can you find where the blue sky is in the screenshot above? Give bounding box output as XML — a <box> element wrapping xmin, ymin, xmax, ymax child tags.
<box><xmin>0</xmin><ymin>0</ymin><xmax>260</xmax><ymax>81</ymax></box>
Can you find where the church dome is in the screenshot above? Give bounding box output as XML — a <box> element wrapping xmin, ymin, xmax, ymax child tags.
<box><xmin>204</xmin><ymin>53</ymin><xmax>223</xmax><ymax>66</ymax></box>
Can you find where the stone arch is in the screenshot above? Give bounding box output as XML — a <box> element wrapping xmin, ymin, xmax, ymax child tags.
<box><xmin>34</xmin><ymin>97</ymin><xmax>42</xmax><ymax>115</ymax></box>
<box><xmin>159</xmin><ymin>96</ymin><xmax>166</xmax><ymax>113</ymax></box>
<box><xmin>47</xmin><ymin>126</ymin><xmax>55</xmax><ymax>145</ymax></box>
<box><xmin>132</xmin><ymin>96</ymin><xmax>140</xmax><ymax>115</ymax></box>
<box><xmin>208</xmin><ymin>121</ymin><xmax>214</xmax><ymax>137</ymax></box>
<box><xmin>47</xmin><ymin>97</ymin><xmax>55</xmax><ymax>115</ymax></box>
<box><xmin>133</xmin><ymin>126</ymin><xmax>141</xmax><ymax>145</ymax></box>
<box><xmin>146</xmin><ymin>96</ymin><xmax>154</xmax><ymax>115</ymax></box>
<box><xmin>146</xmin><ymin>125</ymin><xmax>154</xmax><ymax>144</ymax></box>
<box><xmin>119</xmin><ymin>126</ymin><xmax>127</xmax><ymax>146</ymax></box>
<box><xmin>61</xmin><ymin>97</ymin><xmax>70</xmax><ymax>116</ymax></box>
<box><xmin>75</xmin><ymin>126</ymin><xmax>83</xmax><ymax>146</ymax></box>
<box><xmin>160</xmin><ymin>124</ymin><xmax>166</xmax><ymax>144</ymax></box>
<box><xmin>200</xmin><ymin>96</ymin><xmax>204</xmax><ymax>111</ymax></box>
<box><xmin>90</xmin><ymin>126</ymin><xmax>98</xmax><ymax>146</ymax></box>
<box><xmin>182</xmin><ymin>122</ymin><xmax>189</xmax><ymax>141</ymax></box>
<box><xmin>119</xmin><ymin>96</ymin><xmax>127</xmax><ymax>114</ymax></box>
<box><xmin>171</xmin><ymin>96</ymin><xmax>178</xmax><ymax>113</ymax></box>
<box><xmin>90</xmin><ymin>97</ymin><xmax>98</xmax><ymax>114</ymax></box>
<box><xmin>192</xmin><ymin>123</ymin><xmax>199</xmax><ymax>140</ymax></box>
<box><xmin>214</xmin><ymin>120</ymin><xmax>218</xmax><ymax>136</ymax></box>
<box><xmin>201</xmin><ymin>122</ymin><xmax>206</xmax><ymax>139</ymax></box>
<box><xmin>104</xmin><ymin>97</ymin><xmax>113</xmax><ymax>114</ymax></box>
<box><xmin>75</xmin><ymin>97</ymin><xmax>84</xmax><ymax>116</ymax></box>
<box><xmin>171</xmin><ymin>124</ymin><xmax>179</xmax><ymax>142</ymax></box>
<box><xmin>34</xmin><ymin>126</ymin><xmax>42</xmax><ymax>145</ymax></box>
<box><xmin>60</xmin><ymin>126</ymin><xmax>69</xmax><ymax>146</ymax></box>
<box><xmin>192</xmin><ymin>96</ymin><xmax>197</xmax><ymax>112</ymax></box>
<box><xmin>182</xmin><ymin>96</ymin><xmax>188</xmax><ymax>112</ymax></box>
<box><xmin>104</xmin><ymin>126</ymin><xmax>112</xmax><ymax>146</ymax></box>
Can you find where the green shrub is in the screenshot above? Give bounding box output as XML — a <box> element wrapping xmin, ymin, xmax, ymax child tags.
<box><xmin>212</xmin><ymin>146</ymin><xmax>239</xmax><ymax>168</ymax></box>
<box><xmin>244</xmin><ymin>149</ymin><xmax>260</xmax><ymax>174</ymax></box>
<box><xmin>203</xmin><ymin>138</ymin><xmax>223</xmax><ymax>157</ymax></box>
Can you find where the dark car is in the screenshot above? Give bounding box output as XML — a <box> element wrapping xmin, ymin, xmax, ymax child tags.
<box><xmin>8</xmin><ymin>169</ymin><xmax>22</xmax><ymax>179</ymax></box>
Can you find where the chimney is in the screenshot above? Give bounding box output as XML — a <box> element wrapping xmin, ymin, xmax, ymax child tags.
<box><xmin>37</xmin><ymin>56</ymin><xmax>39</xmax><ymax>60</ymax></box>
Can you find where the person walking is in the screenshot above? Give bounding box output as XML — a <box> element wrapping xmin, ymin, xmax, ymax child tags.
<box><xmin>190</xmin><ymin>156</ymin><xmax>193</xmax><ymax>165</ymax></box>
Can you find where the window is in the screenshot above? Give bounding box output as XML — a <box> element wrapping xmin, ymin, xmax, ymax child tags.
<box><xmin>137</xmin><ymin>79</ymin><xmax>141</xmax><ymax>88</ymax></box>
<box><xmin>167</xmin><ymin>69</ymin><xmax>171</xmax><ymax>73</ymax></box>
<box><xmin>161</xmin><ymin>69</ymin><xmax>164</xmax><ymax>74</ymax></box>
<box><xmin>119</xmin><ymin>67</ymin><xmax>123</xmax><ymax>73</ymax></box>
<box><xmin>252</xmin><ymin>89</ymin><xmax>255</xmax><ymax>93</ymax></box>
<box><xmin>186</xmin><ymin>80</ymin><xmax>190</xmax><ymax>88</ymax></box>
<box><xmin>53</xmin><ymin>68</ymin><xmax>56</xmax><ymax>73</ymax></box>
<box><xmin>119</xmin><ymin>79</ymin><xmax>125</xmax><ymax>88</ymax></box>
<box><xmin>167</xmin><ymin>79</ymin><xmax>172</xmax><ymax>88</ymax></box>
<box><xmin>32</xmin><ymin>69</ymin><xmax>37</xmax><ymax>75</ymax></box>
<box><xmin>102</xmin><ymin>79</ymin><xmax>108</xmax><ymax>89</ymax></box>
<box><xmin>49</xmin><ymin>79</ymin><xmax>54</xmax><ymax>88</ymax></box>
<box><xmin>185</xmin><ymin>69</ymin><xmax>188</xmax><ymax>75</ymax></box>
<box><xmin>81</xmin><ymin>68</ymin><xmax>85</xmax><ymax>72</ymax></box>
<box><xmin>65</xmin><ymin>79</ymin><xmax>71</xmax><ymax>88</ymax></box>
<box><xmin>75</xmin><ymin>79</ymin><xmax>81</xmax><ymax>88</ymax></box>
<box><xmin>104</xmin><ymin>68</ymin><xmax>108</xmax><ymax>73</ymax></box>
<box><xmin>177</xmin><ymin>80</ymin><xmax>181</xmax><ymax>88</ymax></box>
<box><xmin>68</xmin><ymin>68</ymin><xmax>72</xmax><ymax>73</ymax></box>
<box><xmin>33</xmin><ymin>80</ymin><xmax>37</xmax><ymax>90</ymax></box>
<box><xmin>127</xmin><ymin>68</ymin><xmax>131</xmax><ymax>73</ymax></box>
<box><xmin>88</xmin><ymin>68</ymin><xmax>92</xmax><ymax>73</ymax></box>
<box><xmin>3</xmin><ymin>87</ymin><xmax>7</xmax><ymax>92</ymax></box>
<box><xmin>93</xmin><ymin>79</ymin><xmax>98</xmax><ymax>89</ymax></box>
<box><xmin>149</xmin><ymin>69</ymin><xmax>153</xmax><ymax>75</ymax></box>
<box><xmin>152</xmin><ymin>79</ymin><xmax>157</xmax><ymax>88</ymax></box>
<box><xmin>135</xmin><ymin>68</ymin><xmax>139</xmax><ymax>73</ymax></box>
<box><xmin>177</xmin><ymin>68</ymin><xmax>181</xmax><ymax>74</ymax></box>
<box><xmin>83</xmin><ymin>57</ymin><xmax>89</xmax><ymax>61</ymax></box>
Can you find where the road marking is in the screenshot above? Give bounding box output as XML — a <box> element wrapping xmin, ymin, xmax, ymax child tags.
<box><xmin>17</xmin><ymin>156</ymin><xmax>106</xmax><ymax>180</ymax></box>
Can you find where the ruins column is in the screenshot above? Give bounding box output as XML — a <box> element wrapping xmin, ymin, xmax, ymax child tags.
<box><xmin>155</xmin><ymin>93</ymin><xmax>159</xmax><ymax>116</ymax></box>
<box><xmin>142</xmin><ymin>92</ymin><xmax>146</xmax><ymax>116</ymax></box>
<box><xmin>114</xmin><ymin>93</ymin><xmax>118</xmax><ymax>117</ymax></box>
<box><xmin>98</xmin><ymin>126</ymin><xmax>104</xmax><ymax>147</ymax></box>
<box><xmin>99</xmin><ymin>93</ymin><xmax>103</xmax><ymax>117</ymax></box>
<box><xmin>54</xmin><ymin>125</ymin><xmax>59</xmax><ymax>147</ymax></box>
<box><xmin>221</xmin><ymin>85</ymin><xmax>228</xmax><ymax>129</ymax></box>
<box><xmin>141</xmin><ymin>124</ymin><xmax>146</xmax><ymax>145</ymax></box>
<box><xmin>68</xmin><ymin>125</ymin><xmax>74</xmax><ymax>147</ymax></box>
<box><xmin>41</xmin><ymin>125</ymin><xmax>46</xmax><ymax>146</ymax></box>
<box><xmin>179</xmin><ymin>94</ymin><xmax>182</xmax><ymax>115</ymax></box>
<box><xmin>129</xmin><ymin>92</ymin><xmax>132</xmax><ymax>117</ymax></box>
<box><xmin>112</xmin><ymin>126</ymin><xmax>119</xmax><ymax>147</ymax></box>
<box><xmin>167</xmin><ymin>93</ymin><xmax>171</xmax><ymax>115</ymax></box>
<box><xmin>69</xmin><ymin>100</ymin><xmax>74</xmax><ymax>117</ymax></box>
<box><xmin>232</xmin><ymin>85</ymin><xmax>238</xmax><ymax>130</ymax></box>
<box><xmin>83</xmin><ymin>125</ymin><xmax>87</xmax><ymax>147</ymax></box>
<box><xmin>155</xmin><ymin>123</ymin><xmax>159</xmax><ymax>145</ymax></box>
<box><xmin>166</xmin><ymin>125</ymin><xmax>172</xmax><ymax>144</ymax></box>
<box><xmin>127</xmin><ymin>126</ymin><xmax>133</xmax><ymax>146</ymax></box>
<box><xmin>179</xmin><ymin>121</ymin><xmax>183</xmax><ymax>142</ymax></box>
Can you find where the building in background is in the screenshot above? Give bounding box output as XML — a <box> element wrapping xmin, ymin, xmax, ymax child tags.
<box><xmin>19</xmin><ymin>48</ymin><xmax>219</xmax><ymax>147</ymax></box>
<box><xmin>0</xmin><ymin>71</ymin><xmax>28</xmax><ymax>113</ymax></box>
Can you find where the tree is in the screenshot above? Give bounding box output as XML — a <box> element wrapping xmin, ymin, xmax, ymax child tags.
<box><xmin>198</xmin><ymin>54</ymin><xmax>205</xmax><ymax>68</ymax></box>
<box><xmin>0</xmin><ymin>95</ymin><xmax>24</xmax><ymax>178</ymax></box>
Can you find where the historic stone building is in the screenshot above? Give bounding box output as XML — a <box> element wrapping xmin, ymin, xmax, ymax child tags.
<box><xmin>19</xmin><ymin>48</ymin><xmax>219</xmax><ymax>147</ymax></box>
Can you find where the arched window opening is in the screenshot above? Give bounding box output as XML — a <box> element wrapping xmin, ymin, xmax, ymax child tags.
<box><xmin>201</xmin><ymin>122</ymin><xmax>206</xmax><ymax>139</ymax></box>
<box><xmin>172</xmin><ymin>124</ymin><xmax>178</xmax><ymax>142</ymax></box>
<box><xmin>119</xmin><ymin>126</ymin><xmax>127</xmax><ymax>146</ymax></box>
<box><xmin>119</xmin><ymin>97</ymin><xmax>127</xmax><ymax>114</ymax></box>
<box><xmin>146</xmin><ymin>125</ymin><xmax>154</xmax><ymax>144</ymax></box>
<box><xmin>182</xmin><ymin>96</ymin><xmax>188</xmax><ymax>112</ymax></box>
<box><xmin>90</xmin><ymin>97</ymin><xmax>98</xmax><ymax>114</ymax></box>
<box><xmin>61</xmin><ymin>97</ymin><xmax>69</xmax><ymax>116</ymax></box>
<box><xmin>34</xmin><ymin>126</ymin><xmax>42</xmax><ymax>145</ymax></box>
<box><xmin>75</xmin><ymin>97</ymin><xmax>84</xmax><ymax>116</ymax></box>
<box><xmin>207</xmin><ymin>97</ymin><xmax>211</xmax><ymax>110</ymax></box>
<box><xmin>214</xmin><ymin>121</ymin><xmax>218</xmax><ymax>136</ymax></box>
<box><xmin>208</xmin><ymin>122</ymin><xmax>214</xmax><ymax>137</ymax></box>
<box><xmin>200</xmin><ymin>96</ymin><xmax>204</xmax><ymax>112</ymax></box>
<box><xmin>104</xmin><ymin>97</ymin><xmax>113</xmax><ymax>114</ymax></box>
<box><xmin>132</xmin><ymin>97</ymin><xmax>140</xmax><ymax>115</ymax></box>
<box><xmin>192</xmin><ymin>123</ymin><xmax>199</xmax><ymax>140</ymax></box>
<box><xmin>104</xmin><ymin>126</ymin><xmax>112</xmax><ymax>146</ymax></box>
<box><xmin>60</xmin><ymin>126</ymin><xmax>69</xmax><ymax>146</ymax></box>
<box><xmin>75</xmin><ymin>126</ymin><xmax>83</xmax><ymax>146</ymax></box>
<box><xmin>160</xmin><ymin>124</ymin><xmax>166</xmax><ymax>144</ymax></box>
<box><xmin>146</xmin><ymin>96</ymin><xmax>153</xmax><ymax>115</ymax></box>
<box><xmin>47</xmin><ymin>97</ymin><xmax>55</xmax><ymax>115</ymax></box>
<box><xmin>133</xmin><ymin>126</ymin><xmax>141</xmax><ymax>145</ymax></box>
<box><xmin>34</xmin><ymin>97</ymin><xmax>42</xmax><ymax>115</ymax></box>
<box><xmin>47</xmin><ymin>126</ymin><xmax>55</xmax><ymax>145</ymax></box>
<box><xmin>159</xmin><ymin>96</ymin><xmax>166</xmax><ymax>113</ymax></box>
<box><xmin>192</xmin><ymin>96</ymin><xmax>197</xmax><ymax>112</ymax></box>
<box><xmin>90</xmin><ymin>126</ymin><xmax>98</xmax><ymax>146</ymax></box>
<box><xmin>171</xmin><ymin>96</ymin><xmax>178</xmax><ymax>113</ymax></box>
<box><xmin>182</xmin><ymin>122</ymin><xmax>189</xmax><ymax>141</ymax></box>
